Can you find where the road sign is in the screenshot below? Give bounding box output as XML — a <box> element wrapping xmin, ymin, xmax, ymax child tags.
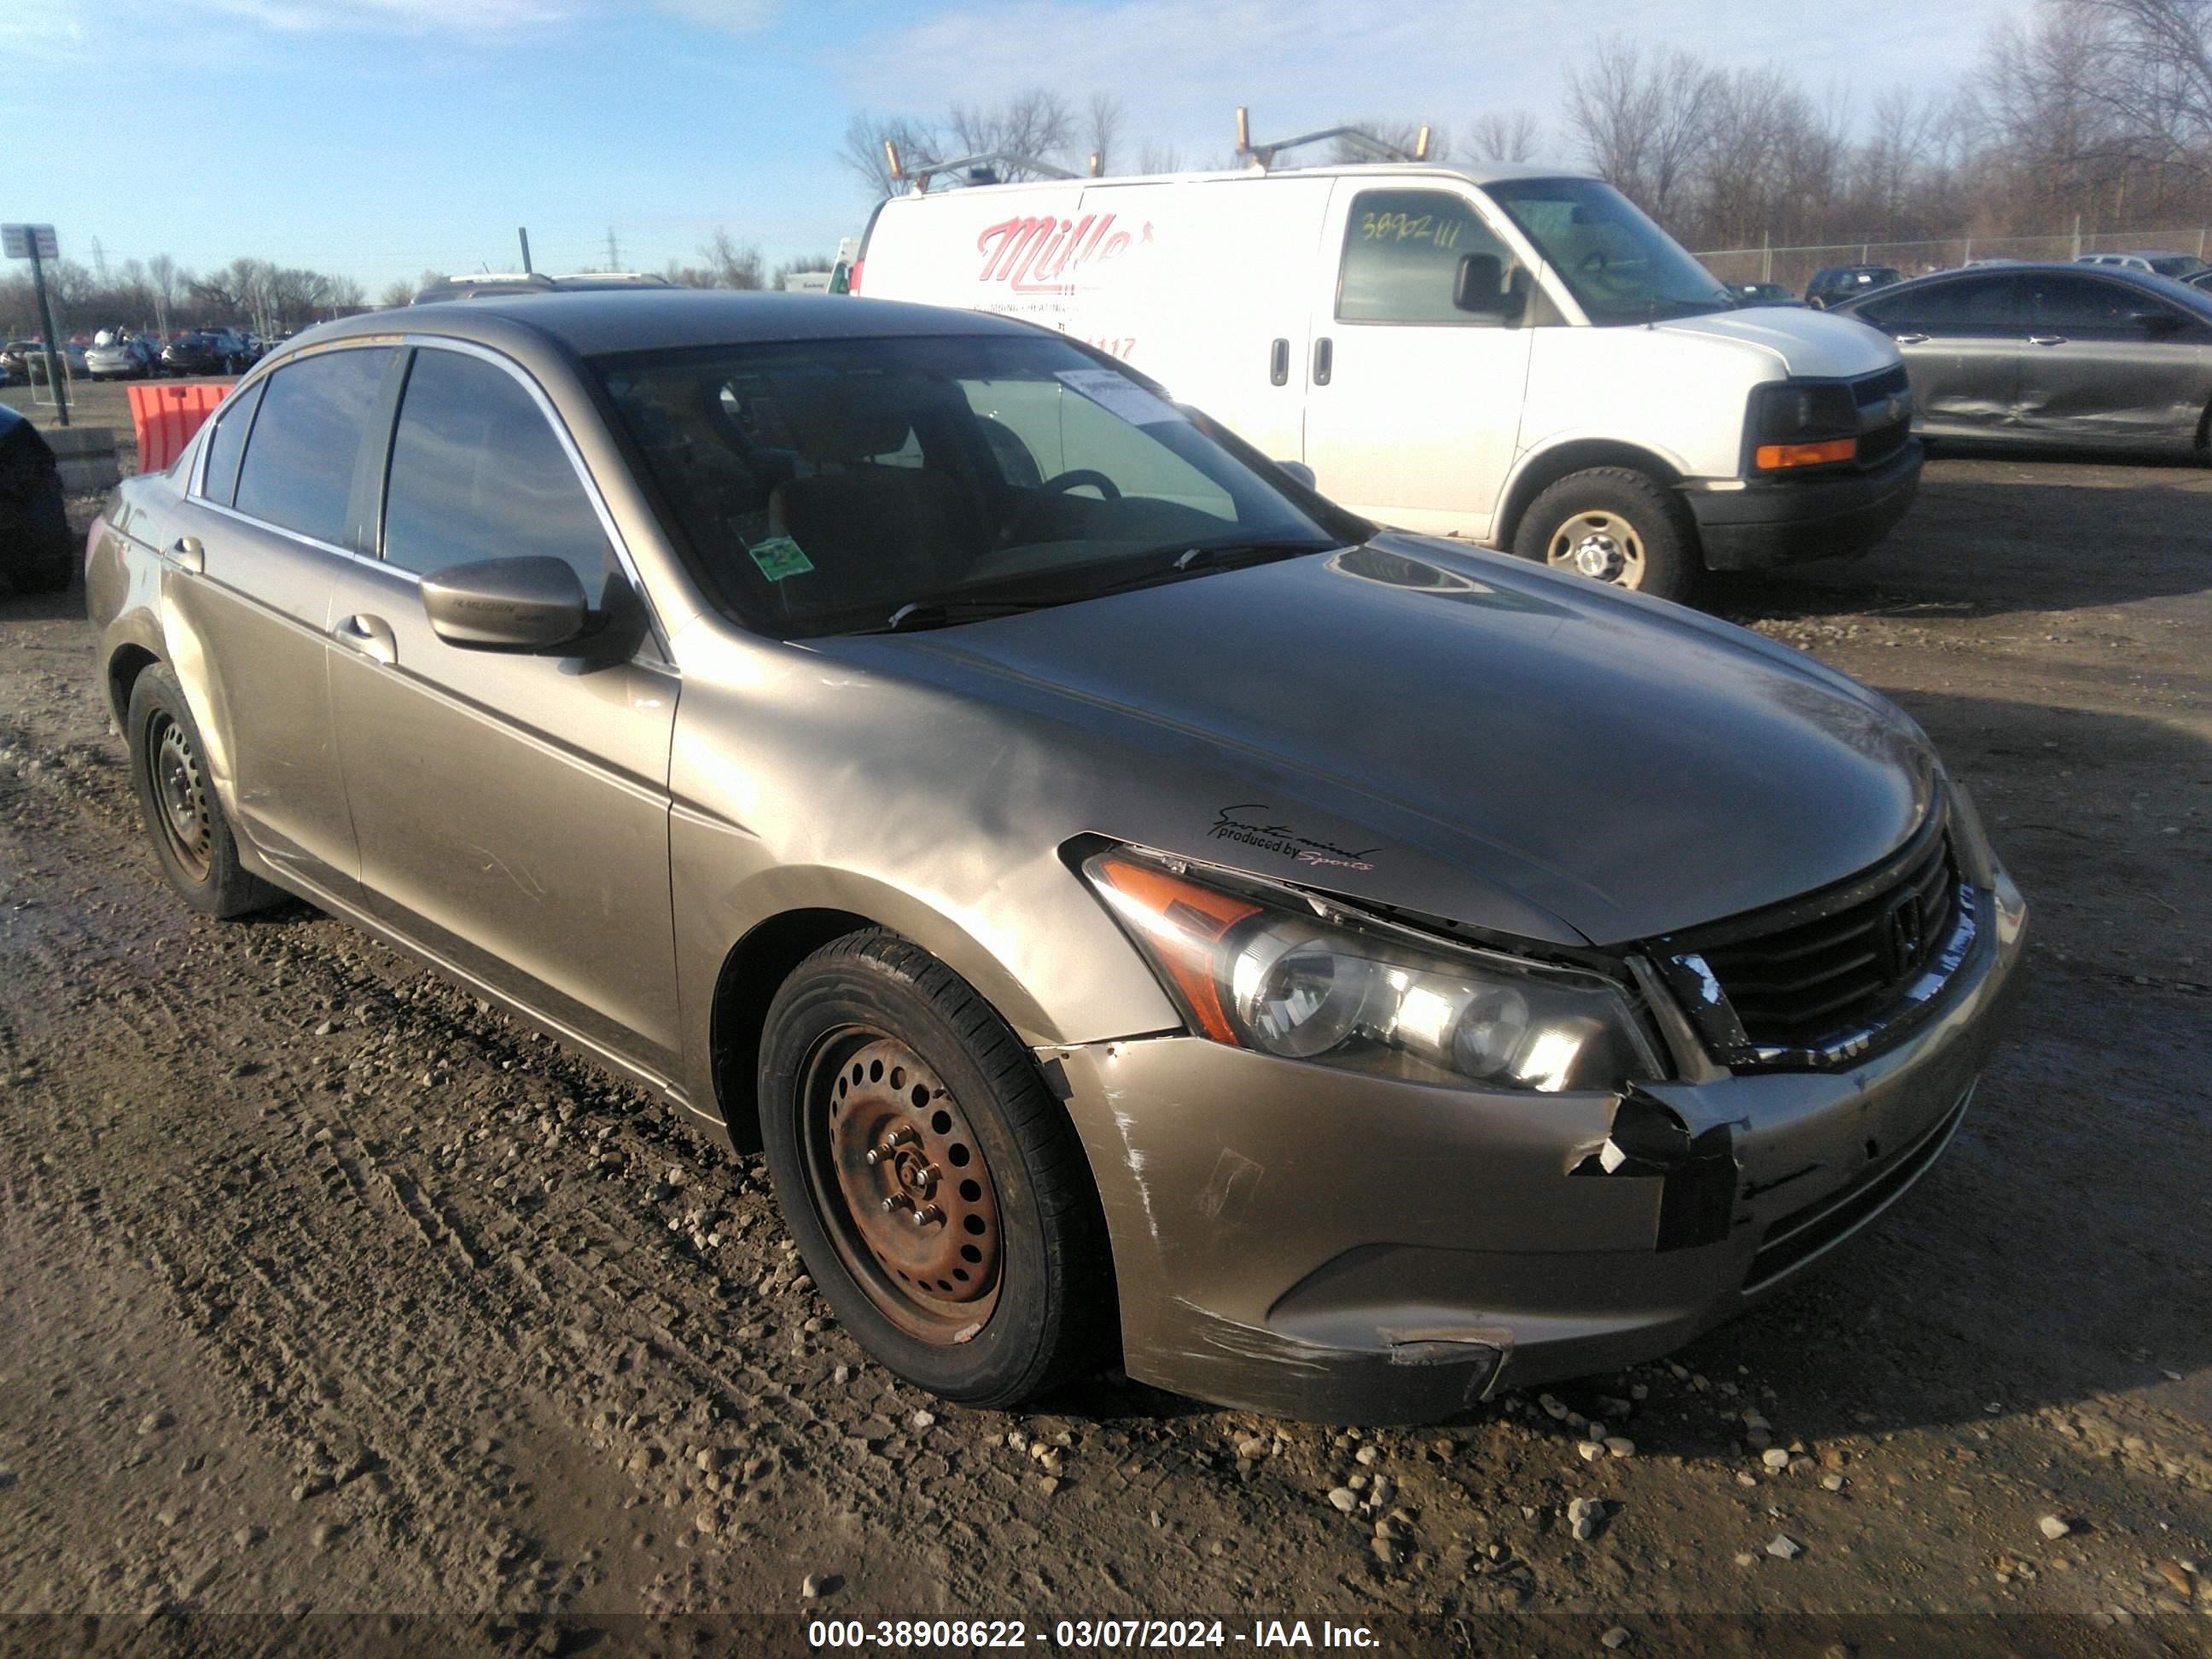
<box><xmin>3</xmin><ymin>224</ymin><xmax>60</xmax><ymax>259</ymax></box>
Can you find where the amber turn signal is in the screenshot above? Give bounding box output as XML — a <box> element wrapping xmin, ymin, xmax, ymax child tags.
<box><xmin>1755</xmin><ymin>437</ymin><xmax>1857</xmax><ymax>470</ymax></box>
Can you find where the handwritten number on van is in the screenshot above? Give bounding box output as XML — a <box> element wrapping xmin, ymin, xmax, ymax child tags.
<box><xmin>1359</xmin><ymin>212</ymin><xmax>1464</xmax><ymax>249</ymax></box>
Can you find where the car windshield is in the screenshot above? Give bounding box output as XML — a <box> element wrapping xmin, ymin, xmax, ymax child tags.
<box><xmin>595</xmin><ymin>334</ymin><xmax>1348</xmax><ymax>638</ymax></box>
<box><xmin>2147</xmin><ymin>254</ymin><xmax>2209</xmax><ymax>279</ymax></box>
<box><xmin>1484</xmin><ymin>177</ymin><xmax>1735</xmax><ymax>323</ymax></box>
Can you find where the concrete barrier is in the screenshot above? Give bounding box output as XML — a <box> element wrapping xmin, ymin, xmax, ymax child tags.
<box><xmin>45</xmin><ymin>427</ymin><xmax>122</xmax><ymax>494</ymax></box>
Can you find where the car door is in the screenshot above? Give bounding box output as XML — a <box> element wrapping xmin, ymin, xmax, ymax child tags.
<box><xmin>162</xmin><ymin>346</ymin><xmax>394</xmax><ymax>901</ymax></box>
<box><xmin>1300</xmin><ymin>181</ymin><xmax>1534</xmax><ymax>538</ymax></box>
<box><xmin>2017</xmin><ymin>273</ymin><xmax>2212</xmax><ymax>451</ymax></box>
<box><xmin>323</xmin><ymin>342</ymin><xmax>684</xmax><ymax>1074</ymax></box>
<box><xmin>1857</xmin><ymin>273</ymin><xmax>2029</xmax><ymax>438</ymax></box>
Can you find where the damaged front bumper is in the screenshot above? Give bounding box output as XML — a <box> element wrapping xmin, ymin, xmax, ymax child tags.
<box><xmin>1045</xmin><ymin>873</ymin><xmax>2029</xmax><ymax>1424</ymax></box>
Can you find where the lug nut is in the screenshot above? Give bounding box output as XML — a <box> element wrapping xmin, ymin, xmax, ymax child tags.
<box><xmin>910</xmin><ymin>1204</ymin><xmax>944</xmax><ymax>1228</ymax></box>
<box><xmin>881</xmin><ymin>1193</ymin><xmax>915</xmax><ymax>1214</ymax></box>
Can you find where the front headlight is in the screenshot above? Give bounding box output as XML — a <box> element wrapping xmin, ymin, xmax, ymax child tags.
<box><xmin>1081</xmin><ymin>847</ymin><xmax>1662</xmax><ymax>1093</ymax></box>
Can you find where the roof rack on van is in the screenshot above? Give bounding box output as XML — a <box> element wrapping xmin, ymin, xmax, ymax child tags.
<box><xmin>1232</xmin><ymin>106</ymin><xmax>1433</xmax><ymax>172</ymax></box>
<box><xmin>882</xmin><ymin>142</ymin><xmax>1089</xmax><ymax>194</ymax></box>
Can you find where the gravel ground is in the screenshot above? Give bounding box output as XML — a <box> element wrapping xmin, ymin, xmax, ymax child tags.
<box><xmin>0</xmin><ymin>451</ymin><xmax>2207</xmax><ymax>1653</ymax></box>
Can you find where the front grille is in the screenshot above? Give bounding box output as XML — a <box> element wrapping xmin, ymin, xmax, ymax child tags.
<box><xmin>1854</xmin><ymin>364</ymin><xmax>1911</xmax><ymax>405</ymax></box>
<box><xmin>1852</xmin><ymin>365</ymin><xmax>1913</xmax><ymax>469</ymax></box>
<box><xmin>1650</xmin><ymin>800</ymin><xmax>1980</xmax><ymax>1071</ymax></box>
<box><xmin>1745</xmin><ymin>1082</ymin><xmax>1973</xmax><ymax>1289</ymax></box>
<box><xmin>1703</xmin><ymin>832</ymin><xmax>1955</xmax><ymax>1045</ymax></box>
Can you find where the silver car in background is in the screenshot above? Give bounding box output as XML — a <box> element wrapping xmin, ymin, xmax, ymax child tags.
<box><xmin>86</xmin><ymin>292</ymin><xmax>2028</xmax><ymax>1421</ymax></box>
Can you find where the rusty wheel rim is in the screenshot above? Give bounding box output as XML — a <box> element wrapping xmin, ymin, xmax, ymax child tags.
<box><xmin>149</xmin><ymin>712</ymin><xmax>212</xmax><ymax>881</ymax></box>
<box><xmin>802</xmin><ymin>1027</ymin><xmax>1003</xmax><ymax>1342</ymax></box>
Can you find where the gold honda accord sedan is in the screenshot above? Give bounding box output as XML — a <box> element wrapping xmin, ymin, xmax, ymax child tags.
<box><xmin>85</xmin><ymin>291</ymin><xmax>2028</xmax><ymax>1422</ymax></box>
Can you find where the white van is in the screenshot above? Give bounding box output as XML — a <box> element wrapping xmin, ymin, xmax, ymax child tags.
<box><xmin>855</xmin><ymin>163</ymin><xmax>1922</xmax><ymax>602</ymax></box>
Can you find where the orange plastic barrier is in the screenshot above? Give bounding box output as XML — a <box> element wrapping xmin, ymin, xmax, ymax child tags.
<box><xmin>127</xmin><ymin>381</ymin><xmax>236</xmax><ymax>474</ymax></box>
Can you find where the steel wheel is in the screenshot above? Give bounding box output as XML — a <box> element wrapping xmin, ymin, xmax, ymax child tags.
<box><xmin>1544</xmin><ymin>508</ymin><xmax>1648</xmax><ymax>589</ymax></box>
<box><xmin>149</xmin><ymin>711</ymin><xmax>213</xmax><ymax>881</ymax></box>
<box><xmin>802</xmin><ymin>1027</ymin><xmax>1003</xmax><ymax>1342</ymax></box>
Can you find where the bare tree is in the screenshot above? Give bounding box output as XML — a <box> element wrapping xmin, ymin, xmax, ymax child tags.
<box><xmin>1465</xmin><ymin>109</ymin><xmax>1543</xmax><ymax>163</ymax></box>
<box><xmin>1086</xmin><ymin>91</ymin><xmax>1123</xmax><ymax>174</ymax></box>
<box><xmin>1566</xmin><ymin>37</ymin><xmax>1721</xmax><ymax>219</ymax></box>
<box><xmin>664</xmin><ymin>229</ymin><xmax>765</xmax><ymax>290</ymax></box>
<box><xmin>841</xmin><ymin>110</ymin><xmax>942</xmax><ymax>198</ymax></box>
<box><xmin>1135</xmin><ymin>141</ymin><xmax>1184</xmax><ymax>175</ymax></box>
<box><xmin>378</xmin><ymin>279</ymin><xmax>416</xmax><ymax>310</ymax></box>
<box><xmin>946</xmin><ymin>89</ymin><xmax>1076</xmax><ymax>179</ymax></box>
<box><xmin>2073</xmin><ymin>0</ymin><xmax>2212</xmax><ymax>182</ymax></box>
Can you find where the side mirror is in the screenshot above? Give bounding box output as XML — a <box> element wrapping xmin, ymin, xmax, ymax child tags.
<box><xmin>1273</xmin><ymin>459</ymin><xmax>1318</xmax><ymax>491</ymax></box>
<box><xmin>2130</xmin><ymin>310</ymin><xmax>2184</xmax><ymax>335</ymax></box>
<box><xmin>421</xmin><ymin>556</ymin><xmax>589</xmax><ymax>651</ymax></box>
<box><xmin>1453</xmin><ymin>253</ymin><xmax>1507</xmax><ymax>315</ymax></box>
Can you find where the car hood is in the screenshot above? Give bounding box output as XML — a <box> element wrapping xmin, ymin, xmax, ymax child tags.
<box><xmin>843</xmin><ymin>537</ymin><xmax>1936</xmax><ymax>946</ymax></box>
<box><xmin>1656</xmin><ymin>306</ymin><xmax>1896</xmax><ymax>379</ymax></box>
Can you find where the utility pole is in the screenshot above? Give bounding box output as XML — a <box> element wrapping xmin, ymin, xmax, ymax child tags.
<box><xmin>517</xmin><ymin>226</ymin><xmax>533</xmax><ymax>273</ymax></box>
<box><xmin>3</xmin><ymin>225</ymin><xmax>72</xmax><ymax>428</ymax></box>
<box><xmin>603</xmin><ymin>226</ymin><xmax>621</xmax><ymax>271</ymax></box>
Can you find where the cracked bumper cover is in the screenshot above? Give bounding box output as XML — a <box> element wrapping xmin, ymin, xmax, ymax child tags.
<box><xmin>1045</xmin><ymin>873</ymin><xmax>2027</xmax><ymax>1423</ymax></box>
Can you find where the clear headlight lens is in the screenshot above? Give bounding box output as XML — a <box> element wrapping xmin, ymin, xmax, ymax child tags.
<box><xmin>1082</xmin><ymin>847</ymin><xmax>1662</xmax><ymax>1093</ymax></box>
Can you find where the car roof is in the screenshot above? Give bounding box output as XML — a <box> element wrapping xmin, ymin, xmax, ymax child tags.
<box><xmin>276</xmin><ymin>289</ymin><xmax>1047</xmax><ymax>364</ymax></box>
<box><xmin>1831</xmin><ymin>260</ymin><xmax>2212</xmax><ymax>311</ymax></box>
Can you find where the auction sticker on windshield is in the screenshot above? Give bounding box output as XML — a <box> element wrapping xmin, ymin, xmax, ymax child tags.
<box><xmin>1055</xmin><ymin>368</ymin><xmax>1182</xmax><ymax>426</ymax></box>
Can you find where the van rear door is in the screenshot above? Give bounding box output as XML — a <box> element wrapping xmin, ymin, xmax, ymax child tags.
<box><xmin>1301</xmin><ymin>179</ymin><xmax>1534</xmax><ymax>538</ymax></box>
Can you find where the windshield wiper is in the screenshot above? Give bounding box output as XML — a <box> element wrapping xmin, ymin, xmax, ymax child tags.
<box><xmin>876</xmin><ymin>597</ymin><xmax>1057</xmax><ymax>632</ymax></box>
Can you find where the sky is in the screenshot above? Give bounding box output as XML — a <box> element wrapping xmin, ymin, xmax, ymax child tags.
<box><xmin>1</xmin><ymin>0</ymin><xmax>2034</xmax><ymax>300</ymax></box>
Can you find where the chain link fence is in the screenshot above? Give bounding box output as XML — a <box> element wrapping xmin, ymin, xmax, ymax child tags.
<box><xmin>1695</xmin><ymin>229</ymin><xmax>2212</xmax><ymax>294</ymax></box>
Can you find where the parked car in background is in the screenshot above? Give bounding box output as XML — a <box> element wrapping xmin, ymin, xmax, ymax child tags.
<box><xmin>15</xmin><ymin>342</ymin><xmax>90</xmax><ymax>383</ymax></box>
<box><xmin>2075</xmin><ymin>250</ymin><xmax>2209</xmax><ymax>282</ymax></box>
<box><xmin>1731</xmin><ymin>282</ymin><xmax>1803</xmax><ymax>307</ymax></box>
<box><xmin>85</xmin><ymin>335</ymin><xmax>159</xmax><ymax>380</ymax></box>
<box><xmin>859</xmin><ymin>163</ymin><xmax>1923</xmax><ymax>603</ymax></box>
<box><xmin>84</xmin><ymin>289</ymin><xmax>2027</xmax><ymax>1420</ymax></box>
<box><xmin>1831</xmin><ymin>263</ymin><xmax>2212</xmax><ymax>454</ymax></box>
<box><xmin>160</xmin><ymin>334</ymin><xmax>227</xmax><ymax>377</ymax></box>
<box><xmin>1806</xmin><ymin>265</ymin><xmax>1906</xmax><ymax>307</ymax></box>
<box><xmin>2189</xmin><ymin>269</ymin><xmax>2212</xmax><ymax>295</ymax></box>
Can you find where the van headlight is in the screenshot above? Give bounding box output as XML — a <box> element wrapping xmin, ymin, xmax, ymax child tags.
<box><xmin>1081</xmin><ymin>847</ymin><xmax>1662</xmax><ymax>1092</ymax></box>
<box><xmin>1751</xmin><ymin>380</ymin><xmax>1860</xmax><ymax>471</ymax></box>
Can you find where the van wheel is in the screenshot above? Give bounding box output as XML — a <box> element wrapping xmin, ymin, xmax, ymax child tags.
<box><xmin>759</xmin><ymin>931</ymin><xmax>1114</xmax><ymax>1408</ymax></box>
<box><xmin>125</xmin><ymin>665</ymin><xmax>283</xmax><ymax>918</ymax></box>
<box><xmin>1513</xmin><ymin>468</ymin><xmax>1699</xmax><ymax>603</ymax></box>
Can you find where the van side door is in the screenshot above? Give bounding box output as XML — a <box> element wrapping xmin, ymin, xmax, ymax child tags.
<box><xmin>1301</xmin><ymin>182</ymin><xmax>1535</xmax><ymax>538</ymax></box>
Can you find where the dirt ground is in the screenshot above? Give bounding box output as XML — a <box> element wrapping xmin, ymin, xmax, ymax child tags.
<box><xmin>0</xmin><ymin>436</ymin><xmax>2207</xmax><ymax>1655</ymax></box>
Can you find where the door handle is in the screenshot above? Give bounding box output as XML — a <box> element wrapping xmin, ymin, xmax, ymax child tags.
<box><xmin>1269</xmin><ymin>337</ymin><xmax>1289</xmax><ymax>386</ymax></box>
<box><xmin>2028</xmin><ymin>334</ymin><xmax>2067</xmax><ymax>346</ymax></box>
<box><xmin>164</xmin><ymin>536</ymin><xmax>203</xmax><ymax>573</ymax></box>
<box><xmin>1312</xmin><ymin>335</ymin><xmax>1333</xmax><ymax>387</ymax></box>
<box><xmin>332</xmin><ymin>613</ymin><xmax>397</xmax><ymax>667</ymax></box>
<box><xmin>1891</xmin><ymin>333</ymin><xmax>1930</xmax><ymax>346</ymax></box>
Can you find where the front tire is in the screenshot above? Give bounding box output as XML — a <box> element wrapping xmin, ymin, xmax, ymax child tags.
<box><xmin>759</xmin><ymin>931</ymin><xmax>1113</xmax><ymax>1408</ymax></box>
<box><xmin>1512</xmin><ymin>466</ymin><xmax>1701</xmax><ymax>603</ymax></box>
<box><xmin>125</xmin><ymin>664</ymin><xmax>282</xmax><ymax>918</ymax></box>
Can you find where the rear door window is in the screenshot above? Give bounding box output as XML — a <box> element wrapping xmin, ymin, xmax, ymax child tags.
<box><xmin>195</xmin><ymin>378</ymin><xmax>265</xmax><ymax>507</ymax></box>
<box><xmin>2032</xmin><ymin>274</ymin><xmax>2171</xmax><ymax>335</ymax></box>
<box><xmin>380</xmin><ymin>347</ymin><xmax>614</xmax><ymax>602</ymax></box>
<box><xmin>233</xmin><ymin>347</ymin><xmax>394</xmax><ymax>546</ymax></box>
<box><xmin>1871</xmin><ymin>275</ymin><xmax>2030</xmax><ymax>333</ymax></box>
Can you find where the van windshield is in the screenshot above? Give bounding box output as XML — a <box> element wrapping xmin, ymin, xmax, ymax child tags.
<box><xmin>595</xmin><ymin>334</ymin><xmax>1351</xmax><ymax>637</ymax></box>
<box><xmin>1485</xmin><ymin>178</ymin><xmax>1736</xmax><ymax>324</ymax></box>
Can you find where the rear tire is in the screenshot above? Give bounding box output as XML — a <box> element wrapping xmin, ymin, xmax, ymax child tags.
<box><xmin>759</xmin><ymin>931</ymin><xmax>1114</xmax><ymax>1408</ymax></box>
<box><xmin>125</xmin><ymin>664</ymin><xmax>283</xmax><ymax>918</ymax></box>
<box><xmin>1512</xmin><ymin>466</ymin><xmax>1701</xmax><ymax>604</ymax></box>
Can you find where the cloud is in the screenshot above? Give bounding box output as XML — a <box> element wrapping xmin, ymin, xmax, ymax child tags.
<box><xmin>830</xmin><ymin>0</ymin><xmax>2029</xmax><ymax>155</ymax></box>
<box><xmin>195</xmin><ymin>0</ymin><xmax>573</xmax><ymax>30</ymax></box>
<box><xmin>648</xmin><ymin>0</ymin><xmax>777</xmax><ymax>31</ymax></box>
